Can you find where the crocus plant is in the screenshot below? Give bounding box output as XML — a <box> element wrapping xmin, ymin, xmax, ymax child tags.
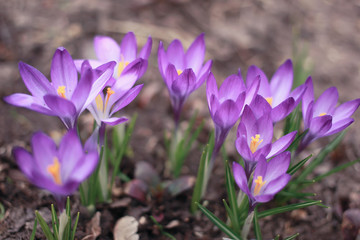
<box><xmin>300</xmin><ymin>77</ymin><xmax>360</xmax><ymax>150</ymax></box>
<box><xmin>13</xmin><ymin>129</ymin><xmax>98</xmax><ymax>211</ymax></box>
<box><xmin>236</xmin><ymin>106</ymin><xmax>297</xmax><ymax>177</ymax></box>
<box><xmin>158</xmin><ymin>33</ymin><xmax>212</xmax><ymax>125</ymax></box>
<box><xmin>5</xmin><ymin>47</ymin><xmax>115</xmax><ymax>129</ymax></box>
<box><xmin>233</xmin><ymin>152</ymin><xmax>291</xmax><ymax>212</ymax></box>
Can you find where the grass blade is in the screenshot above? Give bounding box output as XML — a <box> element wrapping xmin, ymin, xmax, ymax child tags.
<box><xmin>314</xmin><ymin>158</ymin><xmax>360</xmax><ymax>182</ymax></box>
<box><xmin>197</xmin><ymin>203</ymin><xmax>242</xmax><ymax>240</ymax></box>
<box><xmin>71</xmin><ymin>212</ymin><xmax>80</xmax><ymax>240</ymax></box>
<box><xmin>225</xmin><ymin>161</ymin><xmax>240</xmax><ymax>232</ymax></box>
<box><xmin>287</xmin><ymin>154</ymin><xmax>312</xmax><ymax>175</ymax></box>
<box><xmin>35</xmin><ymin>210</ymin><xmax>55</xmax><ymax>240</ymax></box>
<box><xmin>30</xmin><ymin>217</ymin><xmax>38</xmax><ymax>240</ymax></box>
<box><xmin>253</xmin><ymin>208</ymin><xmax>262</xmax><ymax>240</ymax></box>
<box><xmin>285</xmin><ymin>232</ymin><xmax>300</xmax><ymax>240</ymax></box>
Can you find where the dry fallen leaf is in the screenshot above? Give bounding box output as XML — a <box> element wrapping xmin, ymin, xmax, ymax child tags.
<box><xmin>82</xmin><ymin>211</ymin><xmax>101</xmax><ymax>240</ymax></box>
<box><xmin>114</xmin><ymin>216</ymin><xmax>139</xmax><ymax>240</ymax></box>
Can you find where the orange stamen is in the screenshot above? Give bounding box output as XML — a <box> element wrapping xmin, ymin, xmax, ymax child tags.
<box><xmin>57</xmin><ymin>86</ymin><xmax>66</xmax><ymax>99</ymax></box>
<box><xmin>254</xmin><ymin>176</ymin><xmax>266</xmax><ymax>196</ymax></box>
<box><xmin>104</xmin><ymin>87</ymin><xmax>115</xmax><ymax>111</ymax></box>
<box><xmin>47</xmin><ymin>157</ymin><xmax>62</xmax><ymax>185</ymax></box>
<box><xmin>250</xmin><ymin>134</ymin><xmax>263</xmax><ymax>153</ymax></box>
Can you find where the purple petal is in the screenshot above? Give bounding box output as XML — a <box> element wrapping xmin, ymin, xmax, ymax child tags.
<box><xmin>309</xmin><ymin>115</ymin><xmax>332</xmax><ymax>136</ymax></box>
<box><xmin>4</xmin><ymin>93</ymin><xmax>55</xmax><ymax>115</ymax></box>
<box><xmin>213</xmin><ymin>99</ymin><xmax>240</xmax><ymax>129</ymax></box>
<box><xmin>254</xmin><ymin>194</ymin><xmax>275</xmax><ymax>203</ymax></box>
<box><xmin>31</xmin><ymin>132</ymin><xmax>57</xmax><ymax>170</ymax></box>
<box><xmin>164</xmin><ymin>64</ymin><xmax>178</xmax><ymax>91</ymax></box>
<box><xmin>71</xmin><ymin>69</ymin><xmax>92</xmax><ymax>113</ymax></box>
<box><xmin>302</xmin><ymin>77</ymin><xmax>314</xmax><ymax>121</ymax></box>
<box><xmin>235</xmin><ymin>135</ymin><xmax>252</xmax><ymax>161</ymax></box>
<box><xmin>250</xmin><ymin>113</ymin><xmax>273</xmax><ymax>146</ymax></box>
<box><xmin>249</xmin><ymin>94</ymin><xmax>272</xmax><ymax>119</ymax></box>
<box><xmin>271</xmin><ymin>97</ymin><xmax>295</xmax><ymax>122</ymax></box>
<box><xmin>304</xmin><ymin>101</ymin><xmax>314</xmax><ymax>129</ymax></box>
<box><xmin>253</xmin><ymin>156</ymin><xmax>267</xmax><ymax>182</ymax></box>
<box><xmin>267</xmin><ymin>131</ymin><xmax>297</xmax><ymax>158</ymax></box>
<box><xmin>262</xmin><ymin>174</ymin><xmax>291</xmax><ymax>196</ymax></box>
<box><xmin>68</xmin><ymin>151</ymin><xmax>99</xmax><ymax>183</ymax></box>
<box><xmin>313</xmin><ymin>87</ymin><xmax>338</xmax><ymax>116</ymax></box>
<box><xmin>244</xmin><ymin>75</ymin><xmax>260</xmax><ymax>108</ymax></box>
<box><xmin>289</xmin><ymin>83</ymin><xmax>306</xmax><ymax>105</ymax></box>
<box><xmin>18</xmin><ymin>62</ymin><xmax>54</xmax><ymax>98</ymax></box>
<box><xmin>44</xmin><ymin>95</ymin><xmax>77</xmax><ymax>128</ymax></box>
<box><xmin>94</xmin><ymin>36</ymin><xmax>120</xmax><ymax>62</ymax></box>
<box><xmin>74</xmin><ymin>59</ymin><xmax>103</xmax><ymax>72</ymax></box>
<box><xmin>157</xmin><ymin>41</ymin><xmax>168</xmax><ymax>78</ymax></box>
<box><xmin>13</xmin><ymin>147</ymin><xmax>35</xmax><ymax>179</ymax></box>
<box><xmin>139</xmin><ymin>36</ymin><xmax>153</xmax><ymax>60</ymax></box>
<box><xmin>166</xmin><ymin>39</ymin><xmax>185</xmax><ymax>70</ymax></box>
<box><xmin>58</xmin><ymin>129</ymin><xmax>84</xmax><ymax>181</ymax></box>
<box><xmin>85</xmin><ymin>126</ymin><xmax>99</xmax><ymax>153</ymax></box>
<box><xmin>102</xmin><ymin>117</ymin><xmax>128</xmax><ymax>126</ymax></box>
<box><xmin>232</xmin><ymin>162</ymin><xmax>250</xmax><ymax>195</ymax></box>
<box><xmin>209</xmin><ymin>95</ymin><xmax>219</xmax><ymax>118</ymax></box>
<box><xmin>270</xmin><ymin>59</ymin><xmax>293</xmax><ymax>105</ymax></box>
<box><xmin>185</xmin><ymin>33</ymin><xmax>205</xmax><ymax>75</ymax></box>
<box><xmin>120</xmin><ymin>32</ymin><xmax>137</xmax><ymax>62</ymax></box>
<box><xmin>50</xmin><ymin>47</ymin><xmax>78</xmax><ymax>97</ymax></box>
<box><xmin>333</xmin><ymin>99</ymin><xmax>360</xmax><ymax>122</ymax></box>
<box><xmin>246</xmin><ymin>65</ymin><xmax>271</xmax><ymax>98</ymax></box>
<box><xmin>111</xmin><ymin>84</ymin><xmax>143</xmax><ymax>115</ymax></box>
<box><xmin>195</xmin><ymin>59</ymin><xmax>213</xmax><ymax>89</ymax></box>
<box><xmin>171</xmin><ymin>68</ymin><xmax>196</xmax><ymax>97</ymax></box>
<box><xmin>324</xmin><ymin>118</ymin><xmax>354</xmax><ymax>137</ymax></box>
<box><xmin>218</xmin><ymin>74</ymin><xmax>244</xmax><ymax>102</ymax></box>
<box><xmin>240</xmin><ymin>105</ymin><xmax>257</xmax><ymax>130</ymax></box>
<box><xmin>206</xmin><ymin>72</ymin><xmax>219</xmax><ymax>110</ymax></box>
<box><xmin>264</xmin><ymin>151</ymin><xmax>291</xmax><ymax>182</ymax></box>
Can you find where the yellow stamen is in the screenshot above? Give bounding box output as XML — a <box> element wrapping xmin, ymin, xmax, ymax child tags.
<box><xmin>47</xmin><ymin>157</ymin><xmax>62</xmax><ymax>185</ymax></box>
<box><xmin>250</xmin><ymin>134</ymin><xmax>263</xmax><ymax>153</ymax></box>
<box><xmin>319</xmin><ymin>112</ymin><xmax>327</xmax><ymax>116</ymax></box>
<box><xmin>254</xmin><ymin>176</ymin><xmax>266</xmax><ymax>196</ymax></box>
<box><xmin>177</xmin><ymin>69</ymin><xmax>183</xmax><ymax>75</ymax></box>
<box><xmin>117</xmin><ymin>55</ymin><xmax>130</xmax><ymax>78</ymax></box>
<box><xmin>95</xmin><ymin>94</ymin><xmax>103</xmax><ymax>112</ymax></box>
<box><xmin>57</xmin><ymin>86</ymin><xmax>66</xmax><ymax>99</ymax></box>
<box><xmin>265</xmin><ymin>97</ymin><xmax>273</xmax><ymax>106</ymax></box>
<box><xmin>104</xmin><ymin>87</ymin><xmax>115</xmax><ymax>111</ymax></box>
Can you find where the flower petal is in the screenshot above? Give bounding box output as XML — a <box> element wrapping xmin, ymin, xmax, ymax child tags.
<box><xmin>111</xmin><ymin>84</ymin><xmax>143</xmax><ymax>115</ymax></box>
<box><xmin>94</xmin><ymin>36</ymin><xmax>120</xmax><ymax>62</ymax></box>
<box><xmin>262</xmin><ymin>174</ymin><xmax>291</xmax><ymax>196</ymax></box>
<box><xmin>13</xmin><ymin>147</ymin><xmax>35</xmax><ymax>179</ymax></box>
<box><xmin>157</xmin><ymin>41</ymin><xmax>168</xmax><ymax>78</ymax></box>
<box><xmin>246</xmin><ymin>65</ymin><xmax>271</xmax><ymax>98</ymax></box>
<box><xmin>267</xmin><ymin>131</ymin><xmax>297</xmax><ymax>158</ymax></box>
<box><xmin>302</xmin><ymin>77</ymin><xmax>314</xmax><ymax>121</ymax></box>
<box><xmin>166</xmin><ymin>39</ymin><xmax>185</xmax><ymax>70</ymax></box>
<box><xmin>4</xmin><ymin>93</ymin><xmax>55</xmax><ymax>115</ymax></box>
<box><xmin>120</xmin><ymin>32</ymin><xmax>137</xmax><ymax>62</ymax></box>
<box><xmin>68</xmin><ymin>151</ymin><xmax>99</xmax><ymax>183</ymax></box>
<box><xmin>102</xmin><ymin>117</ymin><xmax>128</xmax><ymax>126</ymax></box>
<box><xmin>185</xmin><ymin>33</ymin><xmax>205</xmax><ymax>76</ymax></box>
<box><xmin>233</xmin><ymin>162</ymin><xmax>250</xmax><ymax>196</ymax></box>
<box><xmin>50</xmin><ymin>47</ymin><xmax>78</xmax><ymax>97</ymax></box>
<box><xmin>218</xmin><ymin>74</ymin><xmax>244</xmax><ymax>102</ymax></box>
<box><xmin>213</xmin><ymin>99</ymin><xmax>240</xmax><ymax>130</ymax></box>
<box><xmin>271</xmin><ymin>97</ymin><xmax>295</xmax><ymax>122</ymax></box>
<box><xmin>309</xmin><ymin>115</ymin><xmax>332</xmax><ymax>136</ymax></box>
<box><xmin>270</xmin><ymin>59</ymin><xmax>293</xmax><ymax>105</ymax></box>
<box><xmin>235</xmin><ymin>135</ymin><xmax>252</xmax><ymax>161</ymax></box>
<box><xmin>313</xmin><ymin>87</ymin><xmax>338</xmax><ymax>116</ymax></box>
<box><xmin>323</xmin><ymin>118</ymin><xmax>354</xmax><ymax>137</ymax></box>
<box><xmin>206</xmin><ymin>72</ymin><xmax>219</xmax><ymax>110</ymax></box>
<box><xmin>31</xmin><ymin>131</ymin><xmax>57</xmax><ymax>170</ymax></box>
<box><xmin>195</xmin><ymin>59</ymin><xmax>212</xmax><ymax>89</ymax></box>
<box><xmin>249</xmin><ymin>94</ymin><xmax>272</xmax><ymax>120</ymax></box>
<box><xmin>139</xmin><ymin>36</ymin><xmax>153</xmax><ymax>60</ymax></box>
<box><xmin>333</xmin><ymin>99</ymin><xmax>360</xmax><ymax>123</ymax></box>
<box><xmin>264</xmin><ymin>151</ymin><xmax>291</xmax><ymax>182</ymax></box>
<box><xmin>44</xmin><ymin>95</ymin><xmax>77</xmax><ymax>128</ymax></box>
<box><xmin>171</xmin><ymin>68</ymin><xmax>196</xmax><ymax>97</ymax></box>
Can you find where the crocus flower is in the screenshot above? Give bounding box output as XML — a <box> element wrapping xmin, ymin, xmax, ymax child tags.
<box><xmin>158</xmin><ymin>33</ymin><xmax>212</xmax><ymax>124</ymax></box>
<box><xmin>75</xmin><ymin>32</ymin><xmax>152</xmax><ymax>85</ymax></box>
<box><xmin>233</xmin><ymin>151</ymin><xmax>291</xmax><ymax>211</ymax></box>
<box><xmin>246</xmin><ymin>59</ymin><xmax>306</xmax><ymax>122</ymax></box>
<box><xmin>85</xmin><ymin>58</ymin><xmax>146</xmax><ymax>126</ymax></box>
<box><xmin>4</xmin><ymin>47</ymin><xmax>115</xmax><ymax>129</ymax></box>
<box><xmin>236</xmin><ymin>106</ymin><xmax>297</xmax><ymax>177</ymax></box>
<box><xmin>13</xmin><ymin>129</ymin><xmax>98</xmax><ymax>210</ymax></box>
<box><xmin>300</xmin><ymin>77</ymin><xmax>360</xmax><ymax>149</ymax></box>
<box><xmin>206</xmin><ymin>72</ymin><xmax>259</xmax><ymax>155</ymax></box>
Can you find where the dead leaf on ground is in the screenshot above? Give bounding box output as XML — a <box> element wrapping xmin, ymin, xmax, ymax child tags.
<box><xmin>113</xmin><ymin>216</ymin><xmax>139</xmax><ymax>240</ymax></box>
<box><xmin>82</xmin><ymin>211</ymin><xmax>101</xmax><ymax>240</ymax></box>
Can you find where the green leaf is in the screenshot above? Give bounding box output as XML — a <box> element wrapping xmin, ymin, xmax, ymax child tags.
<box><xmin>297</xmin><ymin>131</ymin><xmax>346</xmax><ymax>181</ymax></box>
<box><xmin>274</xmin><ymin>235</ymin><xmax>280</xmax><ymax>240</ymax></box>
<box><xmin>50</xmin><ymin>204</ymin><xmax>59</xmax><ymax>238</ymax></box>
<box><xmin>287</xmin><ymin>154</ymin><xmax>312</xmax><ymax>175</ymax></box>
<box><xmin>253</xmin><ymin>208</ymin><xmax>262</xmax><ymax>240</ymax></box>
<box><xmin>71</xmin><ymin>212</ymin><xmax>80</xmax><ymax>240</ymax></box>
<box><xmin>35</xmin><ymin>211</ymin><xmax>55</xmax><ymax>240</ymax></box>
<box><xmin>30</xmin><ymin>217</ymin><xmax>38</xmax><ymax>240</ymax></box>
<box><xmin>286</xmin><ymin>129</ymin><xmax>308</xmax><ymax>153</ymax></box>
<box><xmin>285</xmin><ymin>232</ymin><xmax>300</xmax><ymax>240</ymax></box>
<box><xmin>225</xmin><ymin>161</ymin><xmax>240</xmax><ymax>232</ymax></box>
<box><xmin>314</xmin><ymin>158</ymin><xmax>360</xmax><ymax>182</ymax></box>
<box><xmin>196</xmin><ymin>203</ymin><xmax>242</xmax><ymax>240</ymax></box>
<box><xmin>258</xmin><ymin>200</ymin><xmax>325</xmax><ymax>219</ymax></box>
<box><xmin>277</xmin><ymin>191</ymin><xmax>316</xmax><ymax>199</ymax></box>
<box><xmin>222</xmin><ymin>199</ymin><xmax>235</xmax><ymax>225</ymax></box>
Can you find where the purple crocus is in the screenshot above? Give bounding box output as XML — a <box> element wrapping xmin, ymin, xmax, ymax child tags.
<box><xmin>4</xmin><ymin>47</ymin><xmax>115</xmax><ymax>129</ymax></box>
<box><xmin>85</xmin><ymin>58</ymin><xmax>146</xmax><ymax>126</ymax></box>
<box><xmin>233</xmin><ymin>151</ymin><xmax>291</xmax><ymax>211</ymax></box>
<box><xmin>13</xmin><ymin>129</ymin><xmax>98</xmax><ymax>211</ymax></box>
<box><xmin>236</xmin><ymin>106</ymin><xmax>297</xmax><ymax>177</ymax></box>
<box><xmin>300</xmin><ymin>77</ymin><xmax>360</xmax><ymax>149</ymax></box>
<box><xmin>246</xmin><ymin>59</ymin><xmax>306</xmax><ymax>122</ymax></box>
<box><xmin>158</xmin><ymin>33</ymin><xmax>212</xmax><ymax>125</ymax></box>
<box><xmin>75</xmin><ymin>32</ymin><xmax>152</xmax><ymax>85</ymax></box>
<box><xmin>206</xmin><ymin>72</ymin><xmax>259</xmax><ymax>155</ymax></box>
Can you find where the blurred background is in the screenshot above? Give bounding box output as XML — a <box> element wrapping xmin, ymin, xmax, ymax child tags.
<box><xmin>1</xmin><ymin>0</ymin><xmax>360</xmax><ymax>238</ymax></box>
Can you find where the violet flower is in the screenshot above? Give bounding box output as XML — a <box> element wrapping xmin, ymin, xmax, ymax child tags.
<box><xmin>300</xmin><ymin>77</ymin><xmax>360</xmax><ymax>149</ymax></box>
<box><xmin>158</xmin><ymin>33</ymin><xmax>212</xmax><ymax>125</ymax></box>
<box><xmin>236</xmin><ymin>106</ymin><xmax>297</xmax><ymax>177</ymax></box>
<box><xmin>13</xmin><ymin>129</ymin><xmax>98</xmax><ymax>211</ymax></box>
<box><xmin>233</xmin><ymin>151</ymin><xmax>291</xmax><ymax>212</ymax></box>
<box><xmin>75</xmin><ymin>32</ymin><xmax>152</xmax><ymax>85</ymax></box>
<box><xmin>4</xmin><ymin>47</ymin><xmax>115</xmax><ymax>129</ymax></box>
<box><xmin>246</xmin><ymin>59</ymin><xmax>306</xmax><ymax>122</ymax></box>
<box><xmin>206</xmin><ymin>72</ymin><xmax>259</xmax><ymax>155</ymax></box>
<box><xmin>86</xmin><ymin>58</ymin><xmax>146</xmax><ymax>126</ymax></box>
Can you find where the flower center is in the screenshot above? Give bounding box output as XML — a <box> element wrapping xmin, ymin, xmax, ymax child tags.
<box><xmin>250</xmin><ymin>134</ymin><xmax>263</xmax><ymax>153</ymax></box>
<box><xmin>47</xmin><ymin>157</ymin><xmax>62</xmax><ymax>185</ymax></box>
<box><xmin>319</xmin><ymin>112</ymin><xmax>327</xmax><ymax>116</ymax></box>
<box><xmin>177</xmin><ymin>69</ymin><xmax>183</xmax><ymax>75</ymax></box>
<box><xmin>265</xmin><ymin>97</ymin><xmax>273</xmax><ymax>106</ymax></box>
<box><xmin>254</xmin><ymin>176</ymin><xmax>266</xmax><ymax>196</ymax></box>
<box><xmin>117</xmin><ymin>55</ymin><xmax>130</xmax><ymax>78</ymax></box>
<box><xmin>105</xmin><ymin>87</ymin><xmax>115</xmax><ymax>112</ymax></box>
<box><xmin>57</xmin><ymin>86</ymin><xmax>66</xmax><ymax>99</ymax></box>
